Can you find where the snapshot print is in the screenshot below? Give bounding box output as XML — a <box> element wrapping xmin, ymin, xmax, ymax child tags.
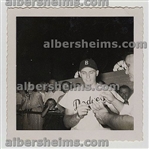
<box><xmin>7</xmin><ymin>8</ymin><xmax>143</xmax><ymax>141</ymax></box>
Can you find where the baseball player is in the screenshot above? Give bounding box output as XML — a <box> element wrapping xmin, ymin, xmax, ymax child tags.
<box><xmin>59</xmin><ymin>59</ymin><xmax>111</xmax><ymax>130</ymax></box>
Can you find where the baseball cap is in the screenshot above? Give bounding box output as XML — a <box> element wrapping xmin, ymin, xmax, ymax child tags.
<box><xmin>79</xmin><ymin>59</ymin><xmax>98</xmax><ymax>71</ymax></box>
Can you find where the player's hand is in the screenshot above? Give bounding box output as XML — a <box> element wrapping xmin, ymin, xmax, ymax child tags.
<box><xmin>90</xmin><ymin>100</ymin><xmax>105</xmax><ymax>111</ymax></box>
<box><xmin>91</xmin><ymin>100</ymin><xmax>110</xmax><ymax>125</ymax></box>
<box><xmin>77</xmin><ymin>103</ymin><xmax>90</xmax><ymax>119</ymax></box>
<box><xmin>99</xmin><ymin>91</ymin><xmax>117</xmax><ymax>104</ymax></box>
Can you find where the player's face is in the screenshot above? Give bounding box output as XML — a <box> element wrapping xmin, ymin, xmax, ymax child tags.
<box><xmin>79</xmin><ymin>67</ymin><xmax>99</xmax><ymax>86</ymax></box>
<box><xmin>125</xmin><ymin>55</ymin><xmax>134</xmax><ymax>82</ymax></box>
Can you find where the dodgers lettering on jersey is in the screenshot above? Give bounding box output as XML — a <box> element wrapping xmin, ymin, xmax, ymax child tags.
<box><xmin>73</xmin><ymin>96</ymin><xmax>100</xmax><ymax>111</ymax></box>
<box><xmin>59</xmin><ymin>88</ymin><xmax>110</xmax><ymax>130</ymax></box>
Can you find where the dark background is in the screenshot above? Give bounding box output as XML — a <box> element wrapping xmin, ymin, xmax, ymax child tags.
<box><xmin>17</xmin><ymin>17</ymin><xmax>133</xmax><ymax>84</ymax></box>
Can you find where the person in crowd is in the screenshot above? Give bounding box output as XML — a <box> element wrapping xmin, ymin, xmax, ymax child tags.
<box><xmin>59</xmin><ymin>59</ymin><xmax>113</xmax><ymax>130</ymax></box>
<box><xmin>21</xmin><ymin>88</ymin><xmax>44</xmax><ymax>130</ymax></box>
<box><xmin>21</xmin><ymin>89</ymin><xmax>32</xmax><ymax>130</ymax></box>
<box><xmin>42</xmin><ymin>79</ymin><xmax>65</xmax><ymax>112</ymax></box>
<box><xmin>118</xmin><ymin>85</ymin><xmax>132</xmax><ymax>104</ymax></box>
<box><xmin>44</xmin><ymin>79</ymin><xmax>64</xmax><ymax>104</ymax></box>
<box><xmin>61</xmin><ymin>81</ymin><xmax>72</xmax><ymax>93</ymax></box>
<box><xmin>42</xmin><ymin>98</ymin><xmax>57</xmax><ymax>118</ymax></box>
<box><xmin>42</xmin><ymin>98</ymin><xmax>60</xmax><ymax>130</ymax></box>
<box><xmin>91</xmin><ymin>54</ymin><xmax>134</xmax><ymax>130</ymax></box>
<box><xmin>41</xmin><ymin>97</ymin><xmax>67</xmax><ymax>130</ymax></box>
<box><xmin>16</xmin><ymin>89</ymin><xmax>27</xmax><ymax>130</ymax></box>
<box><xmin>16</xmin><ymin>89</ymin><xmax>27</xmax><ymax>111</ymax></box>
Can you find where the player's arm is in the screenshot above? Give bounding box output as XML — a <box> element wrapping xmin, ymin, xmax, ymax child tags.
<box><xmin>63</xmin><ymin>109</ymin><xmax>81</xmax><ymax>129</ymax></box>
<box><xmin>63</xmin><ymin>103</ymin><xmax>90</xmax><ymax>129</ymax></box>
<box><xmin>92</xmin><ymin>101</ymin><xmax>134</xmax><ymax>130</ymax></box>
<box><xmin>98</xmin><ymin>113</ymin><xmax>134</xmax><ymax>130</ymax></box>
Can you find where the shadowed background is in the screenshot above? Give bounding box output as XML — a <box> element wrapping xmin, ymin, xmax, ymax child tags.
<box><xmin>17</xmin><ymin>17</ymin><xmax>133</xmax><ymax>84</ymax></box>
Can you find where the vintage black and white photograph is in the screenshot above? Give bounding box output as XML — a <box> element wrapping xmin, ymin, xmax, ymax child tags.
<box><xmin>16</xmin><ymin>16</ymin><xmax>134</xmax><ymax>130</ymax></box>
<box><xmin>7</xmin><ymin>8</ymin><xmax>143</xmax><ymax>141</ymax></box>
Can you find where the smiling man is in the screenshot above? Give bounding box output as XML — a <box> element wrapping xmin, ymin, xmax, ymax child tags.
<box><xmin>59</xmin><ymin>59</ymin><xmax>110</xmax><ymax>130</ymax></box>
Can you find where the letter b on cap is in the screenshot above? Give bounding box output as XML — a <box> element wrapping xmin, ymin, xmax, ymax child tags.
<box><xmin>85</xmin><ymin>60</ymin><xmax>89</xmax><ymax>65</ymax></box>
